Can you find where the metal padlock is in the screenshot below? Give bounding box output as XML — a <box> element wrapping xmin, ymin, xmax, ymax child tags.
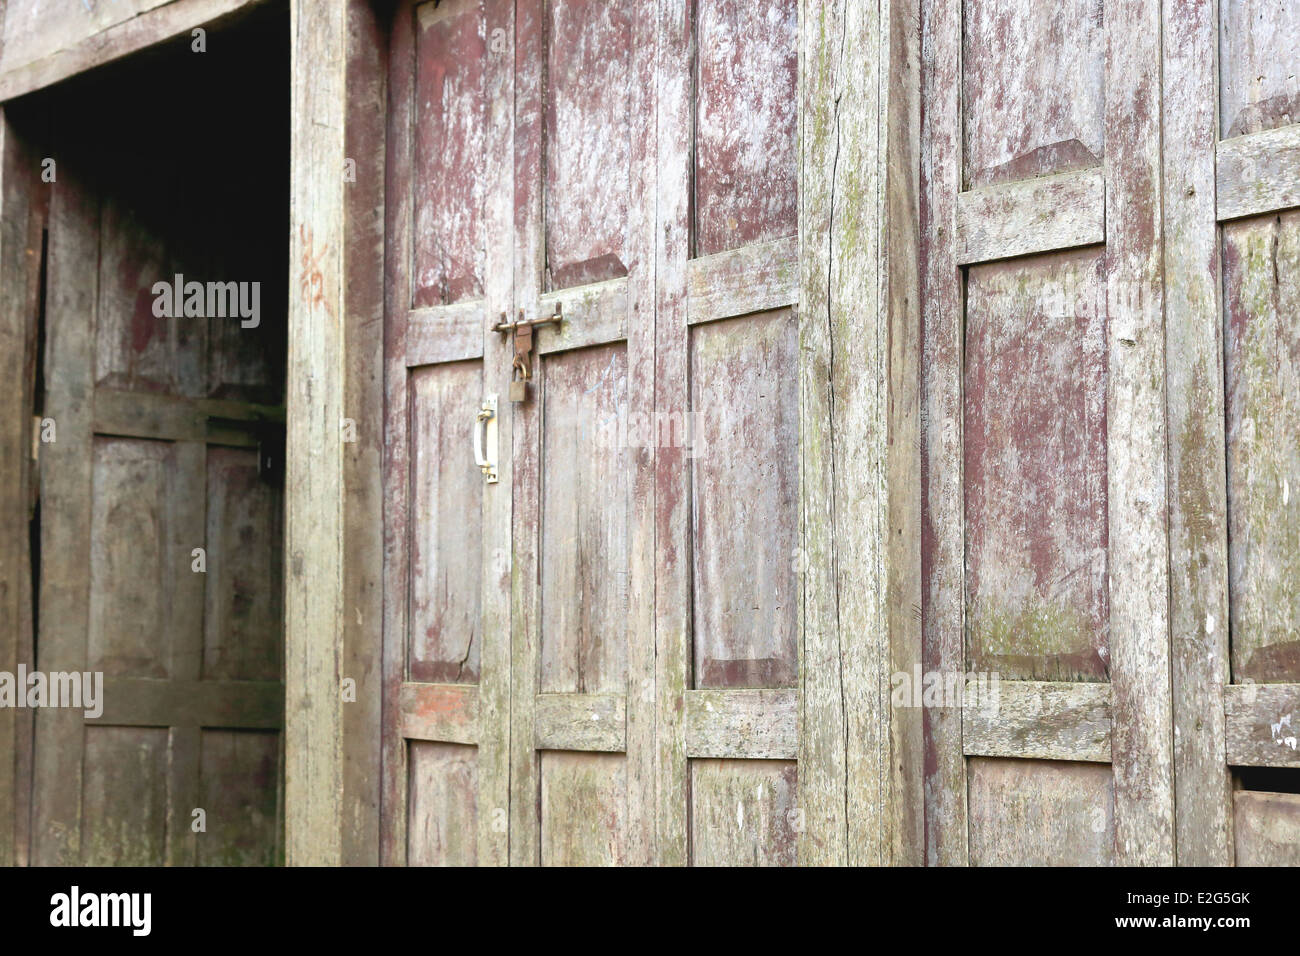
<box><xmin>509</xmin><ymin>376</ymin><xmax>528</xmax><ymax>403</ymax></box>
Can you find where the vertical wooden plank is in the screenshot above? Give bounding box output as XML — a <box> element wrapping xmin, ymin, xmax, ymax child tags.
<box><xmin>880</xmin><ymin>0</ymin><xmax>924</xmax><ymax>866</ymax></box>
<box><xmin>168</xmin><ymin>439</ymin><xmax>206</xmax><ymax>868</ymax></box>
<box><xmin>32</xmin><ymin>148</ymin><xmax>97</xmax><ymax>866</ymax></box>
<box><xmin>341</xmin><ymin>0</ymin><xmax>387</xmax><ymax>867</ymax></box>
<box><xmin>798</xmin><ymin>0</ymin><xmax>922</xmax><ymax>866</ymax></box>
<box><xmin>919</xmin><ymin>0</ymin><xmax>968</xmax><ymax>866</ymax></box>
<box><xmin>510</xmin><ymin>0</ymin><xmax>544</xmax><ymax>866</ymax></box>
<box><xmin>1105</xmin><ymin>0</ymin><xmax>1174</xmax><ymax>865</ymax></box>
<box><xmin>286</xmin><ymin>0</ymin><xmax>346</xmax><ymax>866</ymax></box>
<box><xmin>0</xmin><ymin>105</ymin><xmax>42</xmax><ymax>868</ymax></box>
<box><xmin>477</xmin><ymin>0</ymin><xmax>515</xmax><ymax>870</ymax></box>
<box><xmin>625</xmin><ymin>0</ymin><xmax>658</xmax><ymax>867</ymax></box>
<box><xmin>797</xmin><ymin>0</ymin><xmax>851</xmax><ymax>866</ymax></box>
<box><xmin>1163</xmin><ymin>0</ymin><xmax>1233</xmax><ymax>866</ymax></box>
<box><xmin>652</xmin><ymin>0</ymin><xmax>691</xmax><ymax>866</ymax></box>
<box><xmin>379</xmin><ymin>0</ymin><xmax>416</xmax><ymax>867</ymax></box>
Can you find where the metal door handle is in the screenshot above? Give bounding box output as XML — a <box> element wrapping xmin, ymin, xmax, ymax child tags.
<box><xmin>473</xmin><ymin>394</ymin><xmax>498</xmax><ymax>484</ymax></box>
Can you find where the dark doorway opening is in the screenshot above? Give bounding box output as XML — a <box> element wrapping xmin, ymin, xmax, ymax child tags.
<box><xmin>13</xmin><ymin>3</ymin><xmax>289</xmax><ymax>867</ymax></box>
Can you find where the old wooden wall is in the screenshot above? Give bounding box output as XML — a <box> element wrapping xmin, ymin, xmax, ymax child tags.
<box><xmin>0</xmin><ymin>0</ymin><xmax>1296</xmax><ymax>868</ymax></box>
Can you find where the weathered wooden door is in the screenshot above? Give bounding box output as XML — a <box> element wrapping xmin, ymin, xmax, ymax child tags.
<box><xmin>1163</xmin><ymin>0</ymin><xmax>1300</xmax><ymax>866</ymax></box>
<box><xmin>384</xmin><ymin>0</ymin><xmax>802</xmax><ymax>865</ymax></box>
<box><xmin>921</xmin><ymin>0</ymin><xmax>1170</xmax><ymax>865</ymax></box>
<box><xmin>33</xmin><ymin>100</ymin><xmax>285</xmax><ymax>866</ymax></box>
<box><xmin>922</xmin><ymin>0</ymin><xmax>1300</xmax><ymax>866</ymax></box>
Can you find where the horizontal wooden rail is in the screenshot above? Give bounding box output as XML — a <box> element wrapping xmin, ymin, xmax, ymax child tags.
<box><xmin>398</xmin><ymin>682</ymin><xmax>478</xmax><ymax>745</ymax></box>
<box><xmin>537</xmin><ymin>277</ymin><xmax>628</xmax><ymax>353</ymax></box>
<box><xmin>684</xmin><ymin>688</ymin><xmax>797</xmax><ymax>760</ymax></box>
<box><xmin>1217</xmin><ymin>123</ymin><xmax>1300</xmax><ymax>222</ymax></box>
<box><xmin>1225</xmin><ymin>682</ymin><xmax>1300</xmax><ymax>768</ymax></box>
<box><xmin>956</xmin><ymin>167</ymin><xmax>1106</xmax><ymax>265</ymax></box>
<box><xmin>963</xmin><ymin>680</ymin><xmax>1111</xmax><ymax>763</ymax></box>
<box><xmin>534</xmin><ymin>693</ymin><xmax>625</xmax><ymax>752</ymax></box>
<box><xmin>405</xmin><ymin>301</ymin><xmax>485</xmax><ymax>366</ymax></box>
<box><xmin>687</xmin><ymin>235</ymin><xmax>797</xmax><ymax>325</ymax></box>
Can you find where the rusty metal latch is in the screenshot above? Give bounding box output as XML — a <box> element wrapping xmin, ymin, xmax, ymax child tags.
<box><xmin>494</xmin><ymin>303</ymin><xmax>562</xmax><ymax>403</ymax></box>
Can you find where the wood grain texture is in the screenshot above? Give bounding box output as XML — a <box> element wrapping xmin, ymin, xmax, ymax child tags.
<box><xmin>286</xmin><ymin>0</ymin><xmax>345</xmax><ymax>865</ymax></box>
<box><xmin>406</xmin><ymin>741</ymin><xmax>477</xmax><ymax>866</ymax></box>
<box><xmin>962</xmin><ymin>680</ymin><xmax>1111</xmax><ymax>763</ymax></box>
<box><xmin>955</xmin><ymin>168</ymin><xmax>1105</xmax><ymax>265</ymax></box>
<box><xmin>1105</xmin><ymin>0</ymin><xmax>1174</xmax><ymax>865</ymax></box>
<box><xmin>691</xmin><ymin>310</ymin><xmax>798</xmax><ymax>689</ymax></box>
<box><xmin>623</xmin><ymin>0</ymin><xmax>659</xmax><ymax>867</ymax></box>
<box><xmin>0</xmin><ymin>107</ymin><xmax>44</xmax><ymax>867</ymax></box>
<box><xmin>919</xmin><ymin>0</ymin><xmax>968</xmax><ymax>866</ymax></box>
<box><xmin>1225</xmin><ymin>683</ymin><xmax>1300</xmax><ymax>768</ymax></box>
<box><xmin>197</xmin><ymin>729</ymin><xmax>281</xmax><ymax>866</ymax></box>
<box><xmin>686</xmin><ymin>236</ymin><xmax>798</xmax><ymax>325</ymax></box>
<box><xmin>1217</xmin><ymin>124</ymin><xmax>1300</xmax><ymax>222</ymax></box>
<box><xmin>1224</xmin><ymin>211</ymin><xmax>1300</xmax><ymax>682</ymax></box>
<box><xmin>1218</xmin><ymin>0</ymin><xmax>1300</xmax><ymax>138</ymax></box>
<box><xmin>964</xmin><ymin>250</ymin><xmax>1109</xmax><ymax>682</ymax></box>
<box><xmin>1234</xmin><ymin>791</ymin><xmax>1300</xmax><ymax>865</ymax></box>
<box><xmin>652</xmin><ymin>0</ymin><xmax>692</xmax><ymax>867</ymax></box>
<box><xmin>693</xmin><ymin>0</ymin><xmax>798</xmax><ymax>256</ymax></box>
<box><xmin>540</xmin><ymin>345</ymin><xmax>628</xmax><ymax>695</ymax></box>
<box><xmin>536</xmin><ymin>278</ymin><xmax>627</xmax><ymax>354</ymax></box>
<box><xmin>399</xmin><ymin>682</ymin><xmax>479</xmax><ymax>745</ymax></box>
<box><xmin>968</xmin><ymin>757</ymin><xmax>1114</xmax><ymax>866</ymax></box>
<box><xmin>540</xmin><ymin>751</ymin><xmax>628</xmax><ymax>866</ymax></box>
<box><xmin>544</xmin><ymin>0</ymin><xmax>632</xmax><ymax>289</ymax></box>
<box><xmin>1163</xmin><ymin>0</ymin><xmax>1233</xmax><ymax>866</ymax></box>
<box><xmin>405</xmin><ymin>302</ymin><xmax>486</xmax><ymax>366</ymax></box>
<box><xmin>472</xmin><ymin>0</ymin><xmax>515</xmax><ymax>869</ymax></box>
<box><xmin>412</xmin><ymin>0</ymin><xmax>486</xmax><ymax>307</ymax></box>
<box><xmin>203</xmin><ymin>446</ymin><xmax>282</xmax><ymax>681</ymax></box>
<box><xmin>407</xmin><ymin>362</ymin><xmax>483</xmax><ymax>684</ymax></box>
<box><xmin>962</xmin><ymin>0</ymin><xmax>1104</xmax><ymax>188</ymax></box>
<box><xmin>534</xmin><ymin>694</ymin><xmax>626</xmax><ymax>752</ymax></box>
<box><xmin>798</xmin><ymin>0</ymin><xmax>923</xmax><ymax>866</ymax></box>
<box><xmin>690</xmin><ymin>758</ymin><xmax>798</xmax><ymax>865</ymax></box>
<box><xmin>80</xmin><ymin>726</ymin><xmax>170</xmax><ymax>866</ymax></box>
<box><xmin>33</xmin><ymin>158</ymin><xmax>98</xmax><ymax>866</ymax></box>
<box><xmin>341</xmin><ymin>0</ymin><xmax>387</xmax><ymax>866</ymax></box>
<box><xmin>685</xmin><ymin>689</ymin><xmax>797</xmax><ymax>759</ymax></box>
<box><xmin>511</xmin><ymin>0</ymin><xmax>546</xmax><ymax>864</ymax></box>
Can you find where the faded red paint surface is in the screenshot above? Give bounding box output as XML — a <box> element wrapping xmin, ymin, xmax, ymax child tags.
<box><xmin>694</xmin><ymin>0</ymin><xmax>797</xmax><ymax>256</ymax></box>
<box><xmin>962</xmin><ymin>0</ymin><xmax>1104</xmax><ymax>187</ymax></box>
<box><xmin>963</xmin><ymin>249</ymin><xmax>1109</xmax><ymax>681</ymax></box>
<box><xmin>413</xmin><ymin>0</ymin><xmax>486</xmax><ymax>307</ymax></box>
<box><xmin>544</xmin><ymin>0</ymin><xmax>631</xmax><ymax>289</ymax></box>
